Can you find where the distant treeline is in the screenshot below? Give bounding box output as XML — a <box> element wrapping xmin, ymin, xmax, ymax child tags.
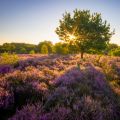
<box><xmin>0</xmin><ymin>41</ymin><xmax>120</xmax><ymax>56</ymax></box>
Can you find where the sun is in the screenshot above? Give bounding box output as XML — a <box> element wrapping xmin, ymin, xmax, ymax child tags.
<box><xmin>68</xmin><ymin>34</ymin><xmax>76</xmax><ymax>40</ymax></box>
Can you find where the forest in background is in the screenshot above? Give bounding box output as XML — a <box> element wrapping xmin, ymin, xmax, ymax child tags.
<box><xmin>0</xmin><ymin>41</ymin><xmax>120</xmax><ymax>56</ymax></box>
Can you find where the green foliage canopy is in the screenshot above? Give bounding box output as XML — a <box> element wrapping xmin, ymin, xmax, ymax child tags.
<box><xmin>56</xmin><ymin>9</ymin><xmax>114</xmax><ymax>58</ymax></box>
<box><xmin>54</xmin><ymin>42</ymin><xmax>69</xmax><ymax>55</ymax></box>
<box><xmin>38</xmin><ymin>41</ymin><xmax>53</xmax><ymax>54</ymax></box>
<box><xmin>110</xmin><ymin>47</ymin><xmax>120</xmax><ymax>56</ymax></box>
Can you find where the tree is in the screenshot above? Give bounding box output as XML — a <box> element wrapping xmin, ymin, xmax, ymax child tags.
<box><xmin>68</xmin><ymin>44</ymin><xmax>79</xmax><ymax>54</ymax></box>
<box><xmin>2</xmin><ymin>43</ymin><xmax>15</xmax><ymax>53</ymax></box>
<box><xmin>0</xmin><ymin>43</ymin><xmax>36</xmax><ymax>54</ymax></box>
<box><xmin>10</xmin><ymin>43</ymin><xmax>36</xmax><ymax>54</ymax></box>
<box><xmin>105</xmin><ymin>43</ymin><xmax>119</xmax><ymax>55</ymax></box>
<box><xmin>110</xmin><ymin>47</ymin><xmax>120</xmax><ymax>56</ymax></box>
<box><xmin>29</xmin><ymin>50</ymin><xmax>35</xmax><ymax>54</ymax></box>
<box><xmin>55</xmin><ymin>9</ymin><xmax>114</xmax><ymax>58</ymax></box>
<box><xmin>19</xmin><ymin>48</ymin><xmax>27</xmax><ymax>54</ymax></box>
<box><xmin>107</xmin><ymin>43</ymin><xmax>118</xmax><ymax>51</ymax></box>
<box><xmin>54</xmin><ymin>42</ymin><xmax>69</xmax><ymax>55</ymax></box>
<box><xmin>37</xmin><ymin>41</ymin><xmax>53</xmax><ymax>54</ymax></box>
<box><xmin>41</xmin><ymin>44</ymin><xmax>48</xmax><ymax>54</ymax></box>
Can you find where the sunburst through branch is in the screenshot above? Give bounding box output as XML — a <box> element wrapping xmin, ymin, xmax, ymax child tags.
<box><xmin>68</xmin><ymin>34</ymin><xmax>76</xmax><ymax>40</ymax></box>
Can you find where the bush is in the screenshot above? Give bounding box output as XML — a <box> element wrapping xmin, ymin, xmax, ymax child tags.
<box><xmin>29</xmin><ymin>50</ymin><xmax>35</xmax><ymax>54</ymax></box>
<box><xmin>0</xmin><ymin>53</ymin><xmax>19</xmax><ymax>65</ymax></box>
<box><xmin>110</xmin><ymin>48</ymin><xmax>120</xmax><ymax>56</ymax></box>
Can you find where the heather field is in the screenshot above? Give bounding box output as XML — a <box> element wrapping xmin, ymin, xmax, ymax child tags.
<box><xmin>0</xmin><ymin>54</ymin><xmax>120</xmax><ymax>120</ymax></box>
<box><xmin>1</xmin><ymin>0</ymin><xmax>120</xmax><ymax>119</ymax></box>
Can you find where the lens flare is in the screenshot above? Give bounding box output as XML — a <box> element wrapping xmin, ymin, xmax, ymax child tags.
<box><xmin>68</xmin><ymin>34</ymin><xmax>76</xmax><ymax>40</ymax></box>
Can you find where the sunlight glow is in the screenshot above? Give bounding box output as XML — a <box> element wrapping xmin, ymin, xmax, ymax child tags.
<box><xmin>68</xmin><ymin>34</ymin><xmax>76</xmax><ymax>40</ymax></box>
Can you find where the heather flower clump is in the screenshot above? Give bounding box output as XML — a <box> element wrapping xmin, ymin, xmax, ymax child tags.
<box><xmin>0</xmin><ymin>54</ymin><xmax>120</xmax><ymax>120</ymax></box>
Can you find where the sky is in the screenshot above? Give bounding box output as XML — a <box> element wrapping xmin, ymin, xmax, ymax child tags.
<box><xmin>0</xmin><ymin>0</ymin><xmax>120</xmax><ymax>45</ymax></box>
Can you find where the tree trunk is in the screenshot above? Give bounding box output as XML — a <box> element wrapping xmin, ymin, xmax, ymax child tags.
<box><xmin>81</xmin><ymin>52</ymin><xmax>84</xmax><ymax>59</ymax></box>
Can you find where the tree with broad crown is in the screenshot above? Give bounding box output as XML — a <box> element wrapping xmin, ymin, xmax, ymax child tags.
<box><xmin>37</xmin><ymin>41</ymin><xmax>53</xmax><ymax>54</ymax></box>
<box><xmin>55</xmin><ymin>9</ymin><xmax>114</xmax><ymax>58</ymax></box>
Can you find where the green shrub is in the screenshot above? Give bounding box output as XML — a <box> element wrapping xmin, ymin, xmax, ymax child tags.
<box><xmin>29</xmin><ymin>50</ymin><xmax>35</xmax><ymax>54</ymax></box>
<box><xmin>110</xmin><ymin>48</ymin><xmax>120</xmax><ymax>56</ymax></box>
<box><xmin>0</xmin><ymin>53</ymin><xmax>19</xmax><ymax>65</ymax></box>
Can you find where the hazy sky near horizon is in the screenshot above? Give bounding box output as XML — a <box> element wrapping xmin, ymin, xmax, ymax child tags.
<box><xmin>0</xmin><ymin>0</ymin><xmax>120</xmax><ymax>45</ymax></box>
